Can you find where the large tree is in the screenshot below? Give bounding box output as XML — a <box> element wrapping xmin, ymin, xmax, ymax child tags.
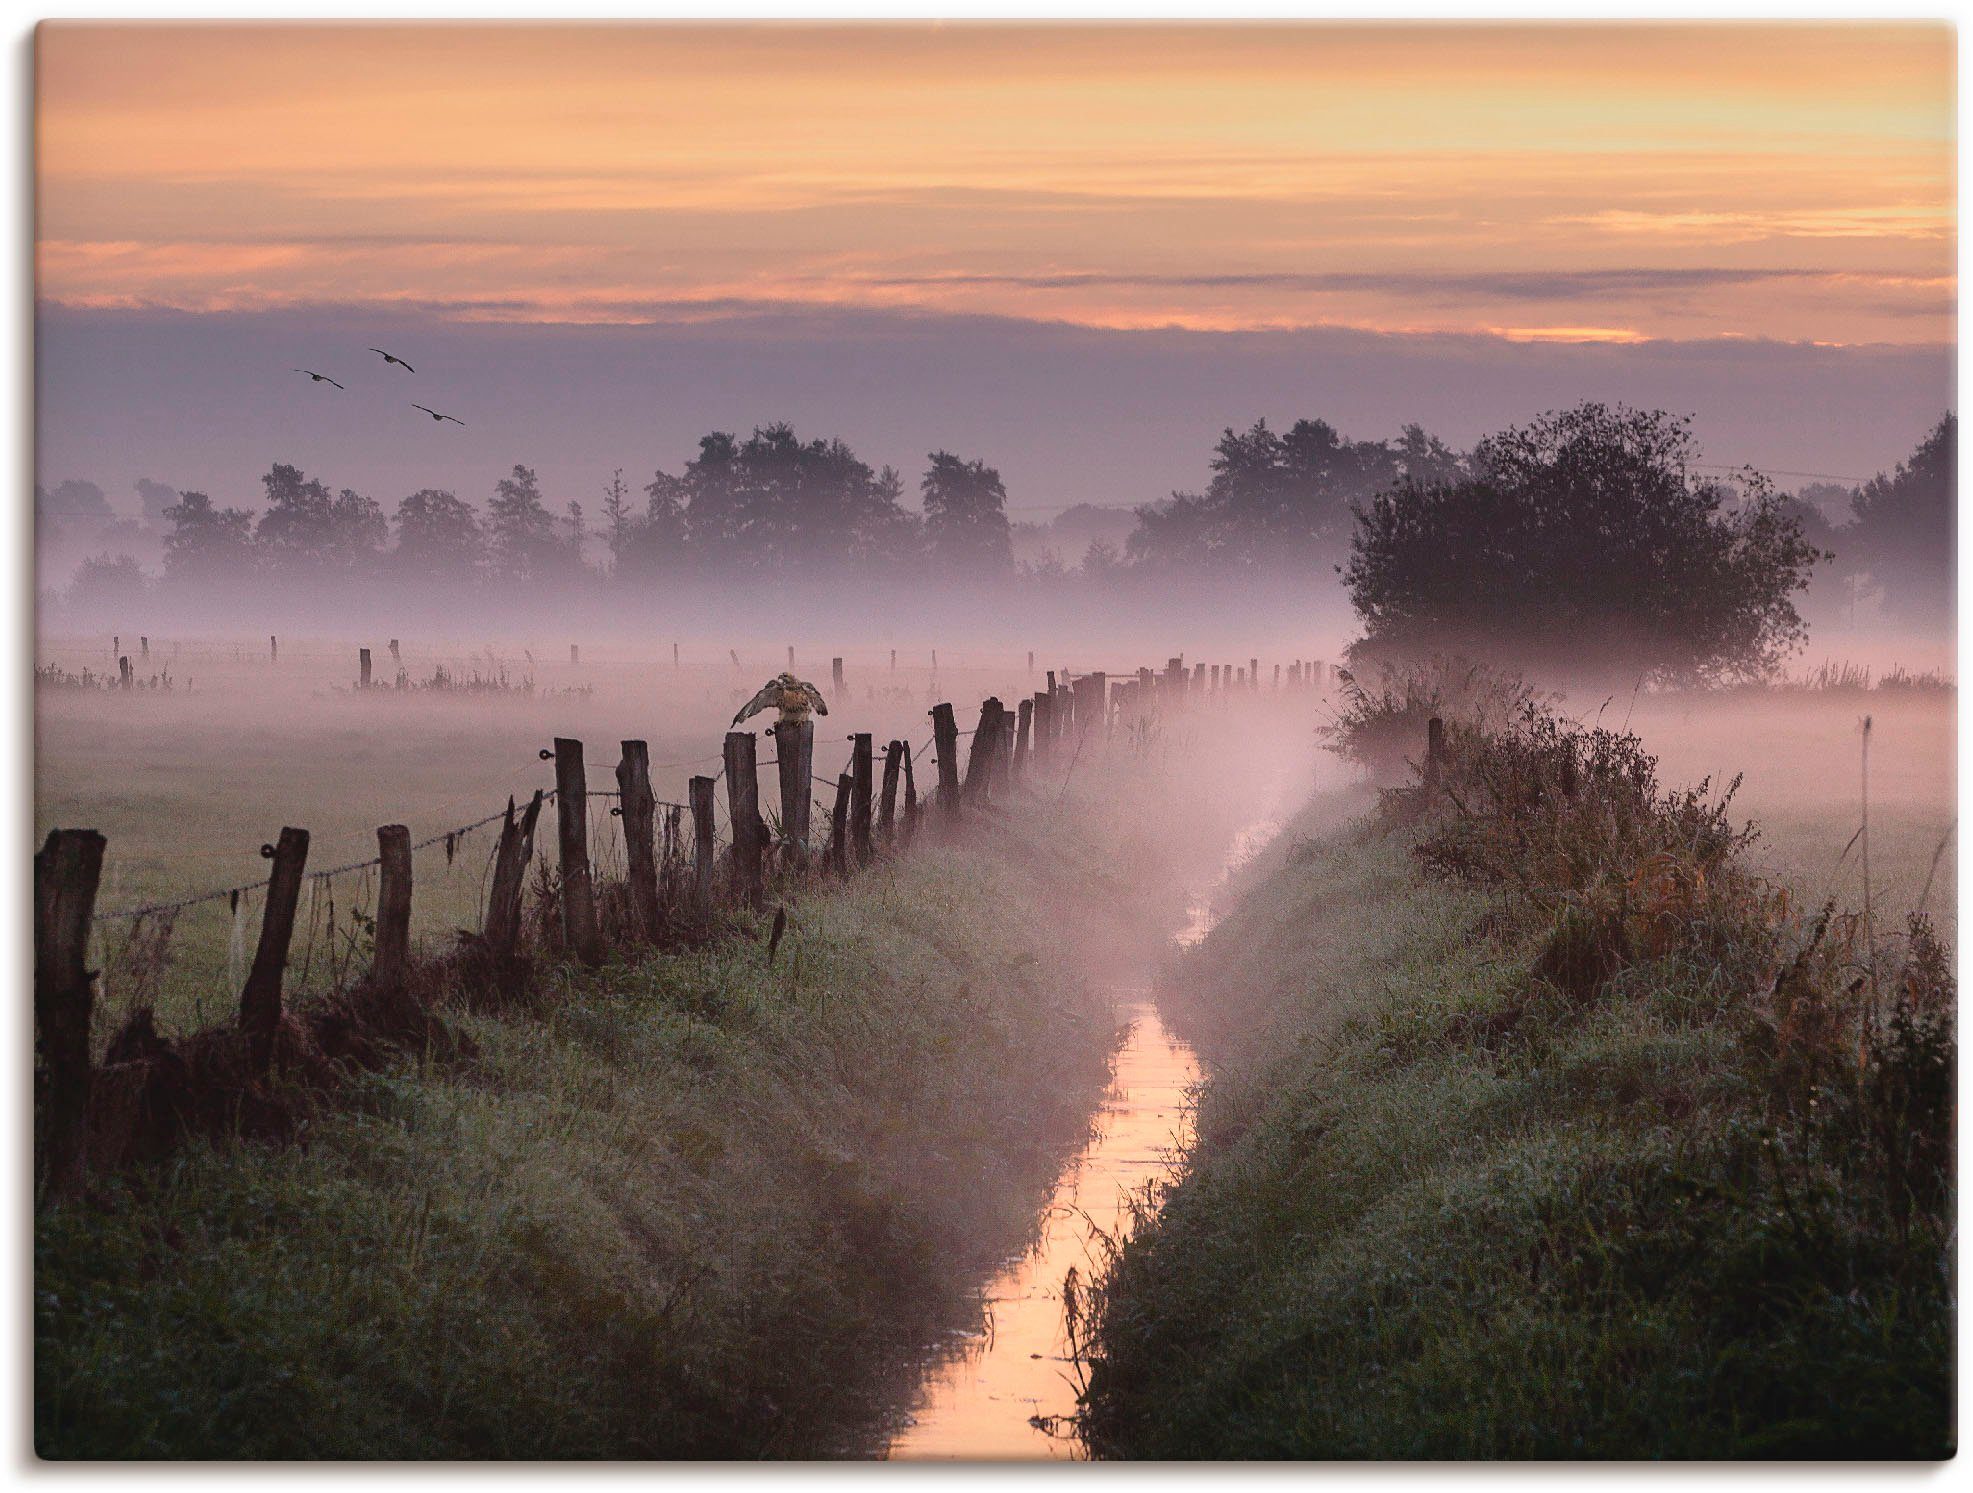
<box><xmin>486</xmin><ymin>464</ymin><xmax>564</xmax><ymax>584</ymax></box>
<box><xmin>1343</xmin><ymin>402</ymin><xmax>1824</xmax><ymax>685</ymax></box>
<box><xmin>393</xmin><ymin>488</ymin><xmax>483</xmax><ymax>583</ymax></box>
<box><xmin>1843</xmin><ymin>414</ymin><xmax>1953</xmax><ymax>625</ymax></box>
<box><xmin>159</xmin><ymin>490</ymin><xmax>254</xmax><ymax>585</ymax></box>
<box><xmin>920</xmin><ymin>451</ymin><xmax>1013</xmax><ymax>573</ymax></box>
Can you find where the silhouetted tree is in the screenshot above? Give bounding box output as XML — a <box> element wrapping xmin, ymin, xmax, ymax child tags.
<box><xmin>393</xmin><ymin>488</ymin><xmax>483</xmax><ymax>583</ymax></box>
<box><xmin>921</xmin><ymin>451</ymin><xmax>1013</xmax><ymax>573</ymax></box>
<box><xmin>486</xmin><ymin>464</ymin><xmax>563</xmax><ymax>584</ymax></box>
<box><xmin>1844</xmin><ymin>414</ymin><xmax>1953</xmax><ymax>624</ymax></box>
<box><xmin>159</xmin><ymin>490</ymin><xmax>254</xmax><ymax>585</ymax></box>
<box><xmin>1344</xmin><ymin>402</ymin><xmax>1824</xmax><ymax>685</ymax></box>
<box><xmin>254</xmin><ymin>464</ymin><xmax>337</xmax><ymax>571</ymax></box>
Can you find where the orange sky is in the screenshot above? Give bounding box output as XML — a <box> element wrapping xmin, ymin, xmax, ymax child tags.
<box><xmin>35</xmin><ymin>21</ymin><xmax>1956</xmax><ymax>345</ymax></box>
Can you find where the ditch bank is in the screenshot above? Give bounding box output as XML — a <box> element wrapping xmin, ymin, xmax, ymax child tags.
<box><xmin>1076</xmin><ymin>717</ymin><xmax>1953</xmax><ymax>1458</ymax></box>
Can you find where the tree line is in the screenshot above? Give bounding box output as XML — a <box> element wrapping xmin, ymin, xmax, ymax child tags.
<box><xmin>45</xmin><ymin>406</ymin><xmax>1952</xmax><ymax>682</ymax></box>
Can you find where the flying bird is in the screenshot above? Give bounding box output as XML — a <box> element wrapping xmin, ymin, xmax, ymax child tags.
<box><xmin>369</xmin><ymin>347</ymin><xmax>415</xmax><ymax>372</ymax></box>
<box><xmin>733</xmin><ymin>673</ymin><xmax>829</xmax><ymax>727</ymax></box>
<box><xmin>410</xmin><ymin>404</ymin><xmax>466</xmax><ymax>426</ymax></box>
<box><xmin>293</xmin><ymin>368</ymin><xmax>344</xmax><ymax>389</ymax></box>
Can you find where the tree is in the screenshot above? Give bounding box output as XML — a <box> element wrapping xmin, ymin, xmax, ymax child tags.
<box><xmin>1843</xmin><ymin>414</ymin><xmax>1953</xmax><ymax>624</ymax></box>
<box><xmin>600</xmin><ymin>469</ymin><xmax>632</xmax><ymax>571</ymax></box>
<box><xmin>66</xmin><ymin>553</ymin><xmax>148</xmax><ymax>617</ymax></box>
<box><xmin>921</xmin><ymin>451</ymin><xmax>1013</xmax><ymax>573</ymax></box>
<box><xmin>254</xmin><ymin>463</ymin><xmax>337</xmax><ymax>571</ymax></box>
<box><xmin>393</xmin><ymin>488</ymin><xmax>483</xmax><ymax>582</ymax></box>
<box><xmin>1343</xmin><ymin>402</ymin><xmax>1824</xmax><ymax>686</ymax></box>
<box><xmin>159</xmin><ymin>490</ymin><xmax>254</xmax><ymax>584</ymax></box>
<box><xmin>1126</xmin><ymin>417</ymin><xmax>1447</xmax><ymax>573</ymax></box>
<box><xmin>486</xmin><ymin>464</ymin><xmax>563</xmax><ymax>583</ymax></box>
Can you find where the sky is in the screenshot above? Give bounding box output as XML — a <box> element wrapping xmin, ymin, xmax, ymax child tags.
<box><xmin>34</xmin><ymin>21</ymin><xmax>1957</xmax><ymax>519</ymax></box>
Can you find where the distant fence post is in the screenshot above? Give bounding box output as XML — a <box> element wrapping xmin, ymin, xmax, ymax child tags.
<box><xmin>269</xmin><ymin>634</ymin><xmax>278</xmax><ymax>664</ymax></box>
<box><xmin>1014</xmin><ymin>698</ymin><xmax>1033</xmax><ymax>779</ymax></box>
<box><xmin>140</xmin><ymin>636</ymin><xmax>149</xmax><ymax>661</ymax></box>
<box><xmin>359</xmin><ymin>648</ymin><xmax>372</xmax><ymax>689</ymax></box>
<box><xmin>1424</xmin><ymin>716</ymin><xmax>1446</xmax><ymax>801</ymax></box>
<box><xmin>118</xmin><ymin>655</ymin><xmax>132</xmax><ymax>690</ymax></box>
<box><xmin>34</xmin><ymin>828</ymin><xmax>105</xmax><ymax>1200</ymax></box>
<box><xmin>617</xmin><ymin>740</ymin><xmax>662</xmax><ymax>942</ymax></box>
<box><xmin>724</xmin><ymin>731</ymin><xmax>766</xmax><ymax>907</ymax></box>
<box><xmin>371</xmin><ymin>824</ymin><xmax>412</xmax><ymax>987</ymax></box>
<box><xmin>689</xmin><ymin>775</ymin><xmax>717</xmax><ymax>912</ymax></box>
<box><xmin>241</xmin><ymin>826</ymin><xmax>310</xmax><ymax>1076</ymax></box>
<box><xmin>832</xmin><ymin>657</ymin><xmax>845</xmax><ymax>695</ymax></box>
<box><xmin>570</xmin><ymin>644</ymin><xmax>579</xmax><ymax>666</ymax></box>
<box><xmin>900</xmin><ymin>742</ymin><xmax>920</xmax><ymax>843</ymax></box>
<box><xmin>850</xmin><ymin>733</ymin><xmax>874</xmax><ymax>865</ymax></box>
<box><xmin>553</xmin><ymin>738</ymin><xmax>604</xmax><ymax>967</ymax></box>
<box><xmin>388</xmin><ymin>638</ymin><xmax>401</xmax><ymax>666</ymax></box>
<box><xmin>774</xmin><ymin>720</ymin><xmax>815</xmax><ymax>865</ymax></box>
<box><xmin>930</xmin><ymin>703</ymin><xmax>962</xmax><ymax>819</ymax></box>
<box><xmin>485</xmin><ymin>792</ymin><xmax>544</xmax><ymax>961</ymax></box>
<box><xmin>879</xmin><ymin>739</ymin><xmax>903</xmax><ymax>843</ymax></box>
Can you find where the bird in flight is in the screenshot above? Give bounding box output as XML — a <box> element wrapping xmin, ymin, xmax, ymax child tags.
<box><xmin>293</xmin><ymin>368</ymin><xmax>344</xmax><ymax>389</ymax></box>
<box><xmin>369</xmin><ymin>347</ymin><xmax>415</xmax><ymax>372</ymax></box>
<box><xmin>410</xmin><ymin>403</ymin><xmax>466</xmax><ymax>426</ymax></box>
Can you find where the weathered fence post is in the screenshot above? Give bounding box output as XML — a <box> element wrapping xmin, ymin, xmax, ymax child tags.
<box><xmin>617</xmin><ymin>740</ymin><xmax>662</xmax><ymax>942</ymax></box>
<box><xmin>962</xmin><ymin>699</ymin><xmax>1002</xmax><ymax>802</ymax></box>
<box><xmin>1424</xmin><ymin>716</ymin><xmax>1446</xmax><ymax>800</ymax></box>
<box><xmin>850</xmin><ymin>733</ymin><xmax>874</xmax><ymax>864</ymax></box>
<box><xmin>117</xmin><ymin>655</ymin><xmax>132</xmax><ymax>689</ymax></box>
<box><xmin>832</xmin><ymin>657</ymin><xmax>845</xmax><ymax>695</ymax></box>
<box><xmin>689</xmin><ymin>775</ymin><xmax>717</xmax><ymax>912</ymax></box>
<box><xmin>241</xmin><ymin>826</ymin><xmax>310</xmax><ymax>1075</ymax></box>
<box><xmin>388</xmin><ymin>638</ymin><xmax>401</xmax><ymax>666</ymax></box>
<box><xmin>269</xmin><ymin>634</ymin><xmax>278</xmax><ymax>664</ymax></box>
<box><xmin>140</xmin><ymin>636</ymin><xmax>149</xmax><ymax>661</ymax></box>
<box><xmin>879</xmin><ymin>739</ymin><xmax>903</xmax><ymax>842</ymax></box>
<box><xmin>724</xmin><ymin>731</ymin><xmax>766</xmax><ymax>907</ymax></box>
<box><xmin>890</xmin><ymin>648</ymin><xmax>897</xmax><ymax>673</ymax></box>
<box><xmin>774</xmin><ymin>720</ymin><xmax>815</xmax><ymax>865</ymax></box>
<box><xmin>930</xmin><ymin>703</ymin><xmax>962</xmax><ymax>820</ymax></box>
<box><xmin>553</xmin><ymin>738</ymin><xmax>604</xmax><ymax>967</ymax></box>
<box><xmin>787</xmin><ymin>644</ymin><xmax>795</xmax><ymax>670</ymax></box>
<box><xmin>370</xmin><ymin>824</ymin><xmax>413</xmax><ymax>987</ymax></box>
<box><xmin>829</xmin><ymin>773</ymin><xmax>853</xmax><ymax>874</ymax></box>
<box><xmin>1014</xmin><ymin>697</ymin><xmax>1033</xmax><ymax>779</ymax></box>
<box><xmin>1087</xmin><ymin>673</ymin><xmax>1108</xmax><ymax>738</ymax></box>
<box><xmin>570</xmin><ymin>644</ymin><xmax>579</xmax><ymax>666</ymax></box>
<box><xmin>35</xmin><ymin>828</ymin><xmax>105</xmax><ymax>1200</ymax></box>
<box><xmin>900</xmin><ymin>742</ymin><xmax>920</xmax><ymax>843</ymax></box>
<box><xmin>1031</xmin><ymin>690</ymin><xmax>1052</xmax><ymax>762</ymax></box>
<box><xmin>357</xmin><ymin>647</ymin><xmax>372</xmax><ymax>689</ymax></box>
<box><xmin>485</xmin><ymin>792</ymin><xmax>543</xmax><ymax>960</ymax></box>
<box><xmin>673</xmin><ymin>641</ymin><xmax>680</xmax><ymax>668</ymax></box>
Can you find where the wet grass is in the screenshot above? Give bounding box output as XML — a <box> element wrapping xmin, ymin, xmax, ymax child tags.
<box><xmin>1077</xmin><ymin>707</ymin><xmax>1953</xmax><ymax>1459</ymax></box>
<box><xmin>37</xmin><ymin>824</ymin><xmax>1123</xmax><ymax>1458</ymax></box>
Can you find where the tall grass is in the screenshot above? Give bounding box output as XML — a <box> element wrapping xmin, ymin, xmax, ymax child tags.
<box><xmin>1076</xmin><ymin>689</ymin><xmax>1953</xmax><ymax>1459</ymax></box>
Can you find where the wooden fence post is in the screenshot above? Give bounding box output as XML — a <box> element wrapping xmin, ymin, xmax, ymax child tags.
<box><xmin>1424</xmin><ymin>716</ymin><xmax>1446</xmax><ymax>800</ymax></box>
<box><xmin>930</xmin><ymin>703</ymin><xmax>962</xmax><ymax>819</ymax></box>
<box><xmin>724</xmin><ymin>731</ymin><xmax>766</xmax><ymax>907</ymax></box>
<box><xmin>617</xmin><ymin>741</ymin><xmax>662</xmax><ymax>942</ymax></box>
<box><xmin>371</xmin><ymin>824</ymin><xmax>412</xmax><ymax>987</ymax></box>
<box><xmin>553</xmin><ymin>738</ymin><xmax>604</xmax><ymax>967</ymax></box>
<box><xmin>850</xmin><ymin>733</ymin><xmax>874</xmax><ymax>864</ymax></box>
<box><xmin>359</xmin><ymin>648</ymin><xmax>372</xmax><ymax>689</ymax></box>
<box><xmin>689</xmin><ymin>775</ymin><xmax>717</xmax><ymax>912</ymax></box>
<box><xmin>773</xmin><ymin>720</ymin><xmax>815</xmax><ymax>863</ymax></box>
<box><xmin>117</xmin><ymin>656</ymin><xmax>132</xmax><ymax>689</ymax></box>
<box><xmin>34</xmin><ymin>828</ymin><xmax>105</xmax><ymax>1200</ymax></box>
<box><xmin>1013</xmin><ymin>697</ymin><xmax>1033</xmax><ymax>779</ymax></box>
<box><xmin>241</xmin><ymin>826</ymin><xmax>310</xmax><ymax>1075</ymax></box>
<box><xmin>879</xmin><ymin>739</ymin><xmax>903</xmax><ymax>842</ymax></box>
<box><xmin>570</xmin><ymin>644</ymin><xmax>579</xmax><ymax>666</ymax></box>
<box><xmin>900</xmin><ymin>742</ymin><xmax>920</xmax><ymax>843</ymax></box>
<box><xmin>269</xmin><ymin>634</ymin><xmax>278</xmax><ymax>664</ymax></box>
<box><xmin>485</xmin><ymin>792</ymin><xmax>544</xmax><ymax>960</ymax></box>
<box><xmin>140</xmin><ymin>636</ymin><xmax>149</xmax><ymax>660</ymax></box>
<box><xmin>787</xmin><ymin>644</ymin><xmax>795</xmax><ymax>670</ymax></box>
<box><xmin>1087</xmin><ymin>673</ymin><xmax>1108</xmax><ymax>738</ymax></box>
<box><xmin>829</xmin><ymin>773</ymin><xmax>853</xmax><ymax>873</ymax></box>
<box><xmin>832</xmin><ymin>657</ymin><xmax>845</xmax><ymax>695</ymax></box>
<box><xmin>962</xmin><ymin>699</ymin><xmax>1001</xmax><ymax>801</ymax></box>
<box><xmin>1031</xmin><ymin>691</ymin><xmax>1052</xmax><ymax>761</ymax></box>
<box><xmin>388</xmin><ymin>638</ymin><xmax>401</xmax><ymax>666</ymax></box>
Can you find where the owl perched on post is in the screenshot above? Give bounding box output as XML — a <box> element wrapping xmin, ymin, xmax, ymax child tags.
<box><xmin>732</xmin><ymin>672</ymin><xmax>830</xmax><ymax>727</ymax></box>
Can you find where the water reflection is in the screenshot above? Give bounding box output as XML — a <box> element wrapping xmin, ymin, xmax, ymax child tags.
<box><xmin>885</xmin><ymin>818</ymin><xmax>1278</xmax><ymax>1460</ymax></box>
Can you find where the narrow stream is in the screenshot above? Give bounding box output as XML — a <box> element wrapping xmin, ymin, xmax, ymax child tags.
<box><xmin>883</xmin><ymin>818</ymin><xmax>1280</xmax><ymax>1460</ymax></box>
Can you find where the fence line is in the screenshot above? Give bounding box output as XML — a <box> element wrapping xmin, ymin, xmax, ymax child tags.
<box><xmin>35</xmin><ymin>651</ymin><xmax>1335</xmax><ymax>1193</ymax></box>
